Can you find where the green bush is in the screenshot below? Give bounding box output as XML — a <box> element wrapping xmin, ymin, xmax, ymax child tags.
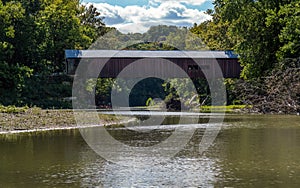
<box><xmin>0</xmin><ymin>105</ymin><xmax>29</xmax><ymax>113</ymax></box>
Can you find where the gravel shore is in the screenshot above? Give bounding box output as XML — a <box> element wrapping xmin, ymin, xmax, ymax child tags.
<box><xmin>0</xmin><ymin>108</ymin><xmax>122</xmax><ymax>133</ymax></box>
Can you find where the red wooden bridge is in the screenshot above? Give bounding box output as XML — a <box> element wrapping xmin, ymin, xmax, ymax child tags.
<box><xmin>65</xmin><ymin>50</ymin><xmax>241</xmax><ymax>78</ymax></box>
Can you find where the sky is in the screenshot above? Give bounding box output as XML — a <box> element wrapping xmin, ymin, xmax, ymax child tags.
<box><xmin>82</xmin><ymin>0</ymin><xmax>214</xmax><ymax>33</ymax></box>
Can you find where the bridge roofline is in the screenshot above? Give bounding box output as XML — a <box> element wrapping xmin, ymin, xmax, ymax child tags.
<box><xmin>65</xmin><ymin>50</ymin><xmax>238</xmax><ymax>59</ymax></box>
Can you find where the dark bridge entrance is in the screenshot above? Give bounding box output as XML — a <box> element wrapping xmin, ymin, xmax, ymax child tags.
<box><xmin>65</xmin><ymin>50</ymin><xmax>241</xmax><ymax>78</ymax></box>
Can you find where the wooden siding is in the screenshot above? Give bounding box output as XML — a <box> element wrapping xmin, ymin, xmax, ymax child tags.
<box><xmin>66</xmin><ymin>57</ymin><xmax>241</xmax><ymax>78</ymax></box>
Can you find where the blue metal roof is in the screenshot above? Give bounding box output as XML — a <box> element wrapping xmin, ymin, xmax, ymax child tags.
<box><xmin>65</xmin><ymin>50</ymin><xmax>238</xmax><ymax>59</ymax></box>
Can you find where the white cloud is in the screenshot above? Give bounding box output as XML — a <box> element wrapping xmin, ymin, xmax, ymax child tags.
<box><xmin>150</xmin><ymin>0</ymin><xmax>209</xmax><ymax>6</ymax></box>
<box><xmin>91</xmin><ymin>1</ymin><xmax>211</xmax><ymax>33</ymax></box>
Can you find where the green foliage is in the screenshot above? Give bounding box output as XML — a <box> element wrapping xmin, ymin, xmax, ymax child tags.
<box><xmin>79</xmin><ymin>4</ymin><xmax>109</xmax><ymax>45</ymax></box>
<box><xmin>87</xmin><ymin>78</ymin><xmax>115</xmax><ymax>107</ymax></box>
<box><xmin>20</xmin><ymin>75</ymin><xmax>73</xmax><ymax>108</ymax></box>
<box><xmin>224</xmin><ymin>78</ymin><xmax>242</xmax><ymax>105</ymax></box>
<box><xmin>162</xmin><ymin>78</ymin><xmax>211</xmax><ymax>110</ymax></box>
<box><xmin>36</xmin><ymin>0</ymin><xmax>91</xmax><ymax>71</ymax></box>
<box><xmin>84</xmin><ymin>78</ymin><xmax>167</xmax><ymax>108</ymax></box>
<box><xmin>199</xmin><ymin>105</ymin><xmax>247</xmax><ymax>113</ymax></box>
<box><xmin>276</xmin><ymin>1</ymin><xmax>300</xmax><ymax>60</ymax></box>
<box><xmin>143</xmin><ymin>25</ymin><xmax>179</xmax><ymax>42</ymax></box>
<box><xmin>0</xmin><ymin>1</ymin><xmax>25</xmax><ymax>61</ymax></box>
<box><xmin>81</xmin><ymin>77</ymin><xmax>240</xmax><ymax>110</ymax></box>
<box><xmin>129</xmin><ymin>78</ymin><xmax>165</xmax><ymax>107</ymax></box>
<box><xmin>145</xmin><ymin>98</ymin><xmax>153</xmax><ymax>107</ymax></box>
<box><xmin>191</xmin><ymin>0</ymin><xmax>300</xmax><ymax>79</ymax></box>
<box><xmin>0</xmin><ymin>105</ymin><xmax>29</xmax><ymax>113</ymax></box>
<box><xmin>0</xmin><ymin>0</ymin><xmax>108</xmax><ymax>108</ymax></box>
<box><xmin>125</xmin><ymin>42</ymin><xmax>173</xmax><ymax>50</ymax></box>
<box><xmin>1</xmin><ymin>0</ymin><xmax>297</xmax><ymax>110</ymax></box>
<box><xmin>91</xmin><ymin>28</ymin><xmax>139</xmax><ymax>50</ymax></box>
<box><xmin>0</xmin><ymin>62</ymin><xmax>33</xmax><ymax>105</ymax></box>
<box><xmin>190</xmin><ymin>20</ymin><xmax>235</xmax><ymax>51</ymax></box>
<box><xmin>164</xmin><ymin>27</ymin><xmax>207</xmax><ymax>50</ymax></box>
<box><xmin>92</xmin><ymin>25</ymin><xmax>207</xmax><ymax>50</ymax></box>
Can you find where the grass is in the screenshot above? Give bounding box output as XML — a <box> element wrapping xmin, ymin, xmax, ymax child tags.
<box><xmin>199</xmin><ymin>105</ymin><xmax>249</xmax><ymax>113</ymax></box>
<box><xmin>142</xmin><ymin>104</ymin><xmax>249</xmax><ymax>113</ymax></box>
<box><xmin>0</xmin><ymin>105</ymin><xmax>29</xmax><ymax>113</ymax></box>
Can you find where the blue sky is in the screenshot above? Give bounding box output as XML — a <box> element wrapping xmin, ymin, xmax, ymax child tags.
<box><xmin>82</xmin><ymin>0</ymin><xmax>214</xmax><ymax>33</ymax></box>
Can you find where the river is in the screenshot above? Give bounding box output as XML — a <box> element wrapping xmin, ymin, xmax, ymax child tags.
<box><xmin>0</xmin><ymin>114</ymin><xmax>300</xmax><ymax>187</ymax></box>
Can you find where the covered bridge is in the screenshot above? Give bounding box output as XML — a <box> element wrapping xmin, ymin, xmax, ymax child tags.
<box><xmin>65</xmin><ymin>50</ymin><xmax>241</xmax><ymax>78</ymax></box>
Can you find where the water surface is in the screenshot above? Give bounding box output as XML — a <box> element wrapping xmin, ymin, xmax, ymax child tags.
<box><xmin>0</xmin><ymin>114</ymin><xmax>300</xmax><ymax>187</ymax></box>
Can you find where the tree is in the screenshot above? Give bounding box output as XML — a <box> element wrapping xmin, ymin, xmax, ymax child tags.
<box><xmin>0</xmin><ymin>1</ymin><xmax>33</xmax><ymax>105</ymax></box>
<box><xmin>0</xmin><ymin>1</ymin><xmax>24</xmax><ymax>62</ymax></box>
<box><xmin>79</xmin><ymin>3</ymin><xmax>108</xmax><ymax>43</ymax></box>
<box><xmin>192</xmin><ymin>0</ymin><xmax>299</xmax><ymax>79</ymax></box>
<box><xmin>143</xmin><ymin>25</ymin><xmax>179</xmax><ymax>42</ymax></box>
<box><xmin>0</xmin><ymin>0</ymin><xmax>110</xmax><ymax>107</ymax></box>
<box><xmin>276</xmin><ymin>1</ymin><xmax>300</xmax><ymax>60</ymax></box>
<box><xmin>190</xmin><ymin>20</ymin><xmax>235</xmax><ymax>51</ymax></box>
<box><xmin>36</xmin><ymin>0</ymin><xmax>82</xmax><ymax>71</ymax></box>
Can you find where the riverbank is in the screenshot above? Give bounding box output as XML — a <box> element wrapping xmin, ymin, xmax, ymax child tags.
<box><xmin>0</xmin><ymin>106</ymin><xmax>132</xmax><ymax>134</ymax></box>
<box><xmin>1</xmin><ymin>104</ymin><xmax>297</xmax><ymax>134</ymax></box>
<box><xmin>0</xmin><ymin>105</ymin><xmax>241</xmax><ymax>134</ymax></box>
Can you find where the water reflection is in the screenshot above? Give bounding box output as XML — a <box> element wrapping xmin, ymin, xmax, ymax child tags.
<box><xmin>91</xmin><ymin>157</ymin><xmax>218</xmax><ymax>187</ymax></box>
<box><xmin>212</xmin><ymin>117</ymin><xmax>300</xmax><ymax>187</ymax></box>
<box><xmin>0</xmin><ymin>115</ymin><xmax>299</xmax><ymax>187</ymax></box>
